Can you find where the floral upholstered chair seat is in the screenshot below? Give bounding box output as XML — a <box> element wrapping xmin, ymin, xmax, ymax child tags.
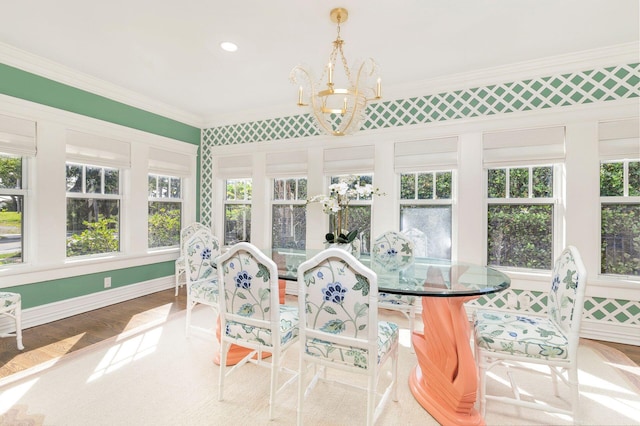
<box><xmin>175</xmin><ymin>222</ymin><xmax>210</xmax><ymax>295</ymax></box>
<box><xmin>474</xmin><ymin>311</ymin><xmax>569</xmax><ymax>359</ymax></box>
<box><xmin>224</xmin><ymin>304</ymin><xmax>299</xmax><ymax>347</ymax></box>
<box><xmin>305</xmin><ymin>321</ymin><xmax>398</xmax><ymax>369</ymax></box>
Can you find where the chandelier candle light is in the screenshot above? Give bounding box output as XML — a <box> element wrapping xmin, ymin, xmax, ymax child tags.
<box><xmin>290</xmin><ymin>7</ymin><xmax>382</xmax><ymax>136</ymax></box>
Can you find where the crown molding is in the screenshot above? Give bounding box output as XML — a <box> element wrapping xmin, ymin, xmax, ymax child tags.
<box><xmin>0</xmin><ymin>42</ymin><xmax>206</xmax><ymax>128</ymax></box>
<box><xmin>385</xmin><ymin>42</ymin><xmax>640</xmax><ymax>104</ymax></box>
<box><xmin>203</xmin><ymin>42</ymin><xmax>640</xmax><ymax>129</ymax></box>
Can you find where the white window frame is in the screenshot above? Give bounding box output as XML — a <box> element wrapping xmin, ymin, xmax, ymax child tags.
<box><xmin>485</xmin><ymin>163</ymin><xmax>562</xmax><ymax>271</ymax></box>
<box><xmin>147</xmin><ymin>173</ymin><xmax>183</xmax><ymax>250</ymax></box>
<box><xmin>223</xmin><ymin>178</ymin><xmax>252</xmax><ymax>246</ymax></box>
<box><xmin>599</xmin><ymin>158</ymin><xmax>640</xmax><ymax>278</ymax></box>
<box><xmin>271</xmin><ymin>176</ymin><xmax>307</xmax><ymax>249</ymax></box>
<box><xmin>65</xmin><ymin>162</ymin><xmax>122</xmax><ymax>258</ymax></box>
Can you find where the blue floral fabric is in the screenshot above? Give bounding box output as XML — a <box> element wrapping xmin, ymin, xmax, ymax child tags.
<box><xmin>220</xmin><ymin>248</ymin><xmax>299</xmax><ymax>347</ymax></box>
<box><xmin>186</xmin><ymin>230</ymin><xmax>220</xmax><ymax>303</ymax></box>
<box><xmin>372</xmin><ymin>232</ymin><xmax>417</xmax><ymax>306</ymax></box>
<box><xmin>474</xmin><ymin>247</ymin><xmax>583</xmax><ymax>360</ymax></box>
<box><xmin>302</xmin><ymin>255</ymin><xmax>399</xmax><ymax>369</ymax></box>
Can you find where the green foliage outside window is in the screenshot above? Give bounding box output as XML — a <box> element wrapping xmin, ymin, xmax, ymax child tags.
<box><xmin>66</xmin><ymin>216</ymin><xmax>119</xmax><ymax>257</ymax></box>
<box><xmin>487</xmin><ymin>166</ymin><xmax>554</xmax><ymax>270</ymax></box>
<box><xmin>487</xmin><ymin>204</ymin><xmax>553</xmax><ymax>269</ymax></box>
<box><xmin>600</xmin><ymin>160</ymin><xmax>640</xmax><ymax>276</ymax></box>
<box><xmin>148</xmin><ymin>203</ymin><xmax>181</xmax><ymax>248</ymax></box>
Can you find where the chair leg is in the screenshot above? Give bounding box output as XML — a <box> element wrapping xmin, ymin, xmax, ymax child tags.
<box><xmin>477</xmin><ymin>348</ymin><xmax>487</xmax><ymax>417</ymax></box>
<box><xmin>185</xmin><ymin>298</ymin><xmax>194</xmax><ymax>336</ymax></box>
<box><xmin>269</xmin><ymin>351</ymin><xmax>279</xmax><ymax>420</ymax></box>
<box><xmin>218</xmin><ymin>341</ymin><xmax>229</xmax><ymax>401</ymax></box>
<box><xmin>15</xmin><ymin>302</ymin><xmax>24</xmax><ymax>351</ymax></box>
<box><xmin>366</xmin><ymin>370</ymin><xmax>376</xmax><ymax>426</ymax></box>
<box><xmin>175</xmin><ymin>268</ymin><xmax>180</xmax><ymax>296</ymax></box>
<box><xmin>569</xmin><ymin>366</ymin><xmax>580</xmax><ymax>421</ymax></box>
<box><xmin>297</xmin><ymin>358</ymin><xmax>305</xmax><ymax>426</ymax></box>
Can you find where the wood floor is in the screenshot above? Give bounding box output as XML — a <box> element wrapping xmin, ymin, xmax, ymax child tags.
<box><xmin>1</xmin><ymin>288</ymin><xmax>638</xmax><ymax>380</ymax></box>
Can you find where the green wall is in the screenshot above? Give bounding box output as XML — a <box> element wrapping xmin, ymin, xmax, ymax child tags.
<box><xmin>0</xmin><ymin>63</ymin><xmax>202</xmax><ymax>308</ymax></box>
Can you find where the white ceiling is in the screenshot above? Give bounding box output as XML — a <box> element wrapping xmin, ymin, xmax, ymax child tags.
<box><xmin>1</xmin><ymin>0</ymin><xmax>638</xmax><ymax>127</ymax></box>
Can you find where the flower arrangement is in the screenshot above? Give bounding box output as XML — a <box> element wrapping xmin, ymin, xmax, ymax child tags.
<box><xmin>308</xmin><ymin>175</ymin><xmax>384</xmax><ymax>244</ymax></box>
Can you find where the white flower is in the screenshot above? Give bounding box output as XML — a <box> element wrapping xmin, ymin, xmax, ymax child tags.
<box><xmin>329</xmin><ymin>182</ymin><xmax>349</xmax><ymax>196</ymax></box>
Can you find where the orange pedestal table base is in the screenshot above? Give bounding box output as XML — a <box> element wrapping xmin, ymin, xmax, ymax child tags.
<box><xmin>212</xmin><ymin>279</ymin><xmax>287</xmax><ymax>366</ymax></box>
<box><xmin>409</xmin><ymin>296</ymin><xmax>484</xmax><ymax>426</ymax></box>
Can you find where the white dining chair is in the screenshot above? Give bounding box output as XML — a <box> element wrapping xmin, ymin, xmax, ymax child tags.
<box><xmin>217</xmin><ymin>242</ymin><xmax>299</xmax><ymax>420</ymax></box>
<box><xmin>372</xmin><ymin>231</ymin><xmax>419</xmax><ymax>350</ymax></box>
<box><xmin>473</xmin><ymin>245</ymin><xmax>587</xmax><ymax>420</ymax></box>
<box><xmin>296</xmin><ymin>248</ymin><xmax>399</xmax><ymax>426</ymax></box>
<box><xmin>184</xmin><ymin>227</ymin><xmax>220</xmax><ymax>336</ymax></box>
<box><xmin>0</xmin><ymin>291</ymin><xmax>24</xmax><ymax>350</ymax></box>
<box><xmin>175</xmin><ymin>222</ymin><xmax>209</xmax><ymax>296</ymax></box>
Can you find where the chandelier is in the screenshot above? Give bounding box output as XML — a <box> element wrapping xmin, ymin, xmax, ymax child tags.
<box><xmin>290</xmin><ymin>7</ymin><xmax>381</xmax><ymax>137</ymax></box>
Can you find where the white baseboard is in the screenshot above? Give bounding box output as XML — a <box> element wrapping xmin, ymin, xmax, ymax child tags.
<box><xmin>579</xmin><ymin>318</ymin><xmax>640</xmax><ymax>346</ymax></box>
<box><xmin>0</xmin><ymin>277</ymin><xmax>173</xmax><ymax>334</ymax></box>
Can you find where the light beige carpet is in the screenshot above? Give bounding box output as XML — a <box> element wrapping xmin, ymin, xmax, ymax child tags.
<box><xmin>0</xmin><ymin>300</ymin><xmax>639</xmax><ymax>426</ymax></box>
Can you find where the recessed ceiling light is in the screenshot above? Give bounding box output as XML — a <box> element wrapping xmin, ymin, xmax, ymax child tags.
<box><xmin>220</xmin><ymin>42</ymin><xmax>238</xmax><ymax>52</ymax></box>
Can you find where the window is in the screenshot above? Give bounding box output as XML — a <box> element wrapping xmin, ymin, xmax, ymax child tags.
<box><xmin>0</xmin><ymin>154</ymin><xmax>25</xmax><ymax>265</ymax></box>
<box><xmin>487</xmin><ymin>165</ymin><xmax>555</xmax><ymax>270</ymax></box>
<box><xmin>600</xmin><ymin>160</ymin><xmax>640</xmax><ymax>276</ymax></box>
<box><xmin>272</xmin><ymin>177</ymin><xmax>307</xmax><ymax>249</ymax></box>
<box><xmin>66</xmin><ymin>163</ymin><xmax>121</xmax><ymax>257</ymax></box>
<box><xmin>399</xmin><ymin>171</ymin><xmax>453</xmax><ymax>259</ymax></box>
<box><xmin>330</xmin><ymin>174</ymin><xmax>375</xmax><ymax>253</ymax></box>
<box><xmin>224</xmin><ymin>178</ymin><xmax>252</xmax><ymax>245</ymax></box>
<box><xmin>148</xmin><ymin>174</ymin><xmax>182</xmax><ymax>249</ymax></box>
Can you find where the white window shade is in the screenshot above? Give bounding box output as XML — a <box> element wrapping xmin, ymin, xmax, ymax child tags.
<box><xmin>599</xmin><ymin>118</ymin><xmax>640</xmax><ymax>160</ymax></box>
<box><xmin>483</xmin><ymin>126</ymin><xmax>565</xmax><ymax>167</ymax></box>
<box><xmin>0</xmin><ymin>113</ymin><xmax>37</xmax><ymax>156</ymax></box>
<box><xmin>148</xmin><ymin>147</ymin><xmax>193</xmax><ymax>177</ymax></box>
<box><xmin>394</xmin><ymin>137</ymin><xmax>458</xmax><ymax>172</ymax></box>
<box><xmin>324</xmin><ymin>145</ymin><xmax>375</xmax><ymax>174</ymax></box>
<box><xmin>266</xmin><ymin>150</ymin><xmax>307</xmax><ymax>175</ymax></box>
<box><xmin>215</xmin><ymin>154</ymin><xmax>253</xmax><ymax>178</ymax></box>
<box><xmin>66</xmin><ymin>130</ymin><xmax>130</xmax><ymax>168</ymax></box>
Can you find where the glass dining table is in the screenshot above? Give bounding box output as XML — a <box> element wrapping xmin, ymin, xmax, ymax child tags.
<box><xmin>273</xmin><ymin>248</ymin><xmax>510</xmax><ymax>426</ymax></box>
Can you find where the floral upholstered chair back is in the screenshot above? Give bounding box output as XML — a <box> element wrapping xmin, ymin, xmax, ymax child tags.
<box><xmin>547</xmin><ymin>246</ymin><xmax>587</xmax><ymax>343</ymax></box>
<box><xmin>372</xmin><ymin>231</ymin><xmax>414</xmax><ymax>272</ymax></box>
<box><xmin>218</xmin><ymin>243</ymin><xmax>279</xmax><ymax>324</ymax></box>
<box><xmin>185</xmin><ymin>228</ymin><xmax>220</xmax><ymax>284</ymax></box>
<box><xmin>298</xmin><ymin>248</ymin><xmax>381</xmax><ymax>369</ymax></box>
<box><xmin>180</xmin><ymin>222</ymin><xmax>209</xmax><ymax>252</ymax></box>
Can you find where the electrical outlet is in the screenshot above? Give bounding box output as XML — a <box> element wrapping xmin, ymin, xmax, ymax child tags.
<box><xmin>104</xmin><ymin>276</ymin><xmax>112</xmax><ymax>288</ymax></box>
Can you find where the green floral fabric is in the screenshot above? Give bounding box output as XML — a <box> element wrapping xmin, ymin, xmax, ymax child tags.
<box><xmin>372</xmin><ymin>231</ymin><xmax>417</xmax><ymax>306</ymax></box>
<box><xmin>220</xmin><ymin>247</ymin><xmax>299</xmax><ymax>347</ymax></box>
<box><xmin>302</xmin><ymin>255</ymin><xmax>399</xmax><ymax>369</ymax></box>
<box><xmin>0</xmin><ymin>292</ymin><xmax>20</xmax><ymax>313</ymax></box>
<box><xmin>186</xmin><ymin>229</ymin><xmax>220</xmax><ymax>304</ymax></box>
<box><xmin>474</xmin><ymin>247</ymin><xmax>583</xmax><ymax>360</ymax></box>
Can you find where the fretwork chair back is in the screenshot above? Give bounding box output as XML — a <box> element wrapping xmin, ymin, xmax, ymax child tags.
<box><xmin>296</xmin><ymin>248</ymin><xmax>399</xmax><ymax>426</ymax></box>
<box><xmin>175</xmin><ymin>222</ymin><xmax>209</xmax><ymax>295</ymax></box>
<box><xmin>184</xmin><ymin>227</ymin><xmax>220</xmax><ymax>336</ymax></box>
<box><xmin>371</xmin><ymin>231</ymin><xmax>419</xmax><ymax>350</ymax></box>
<box><xmin>0</xmin><ymin>291</ymin><xmax>24</xmax><ymax>350</ymax></box>
<box><xmin>217</xmin><ymin>242</ymin><xmax>299</xmax><ymax>420</ymax></box>
<box><xmin>473</xmin><ymin>245</ymin><xmax>587</xmax><ymax>420</ymax></box>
